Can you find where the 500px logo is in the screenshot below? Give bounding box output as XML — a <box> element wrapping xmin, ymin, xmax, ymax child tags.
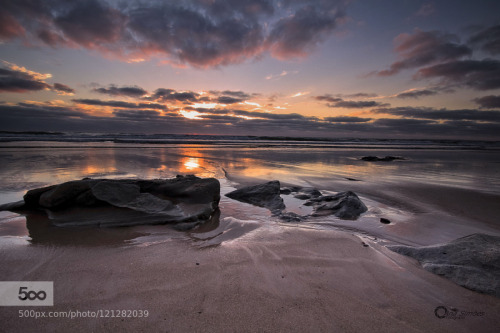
<box><xmin>0</xmin><ymin>282</ymin><xmax>53</xmax><ymax>306</ymax></box>
<box><xmin>18</xmin><ymin>287</ymin><xmax>47</xmax><ymax>301</ymax></box>
<box><xmin>434</xmin><ymin>306</ymin><xmax>485</xmax><ymax>320</ymax></box>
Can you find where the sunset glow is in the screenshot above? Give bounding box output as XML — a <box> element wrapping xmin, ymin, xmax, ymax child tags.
<box><xmin>0</xmin><ymin>0</ymin><xmax>498</xmax><ymax>140</ymax></box>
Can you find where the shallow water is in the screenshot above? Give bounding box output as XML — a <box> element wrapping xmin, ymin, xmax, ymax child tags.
<box><xmin>0</xmin><ymin>142</ymin><xmax>499</xmax><ymax>247</ymax></box>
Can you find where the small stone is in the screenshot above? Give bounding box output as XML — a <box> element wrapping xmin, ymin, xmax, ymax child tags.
<box><xmin>380</xmin><ymin>218</ymin><xmax>391</xmax><ymax>224</ymax></box>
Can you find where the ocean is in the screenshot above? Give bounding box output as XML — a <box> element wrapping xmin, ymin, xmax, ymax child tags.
<box><xmin>1</xmin><ymin>131</ymin><xmax>499</xmax><ymax>246</ymax></box>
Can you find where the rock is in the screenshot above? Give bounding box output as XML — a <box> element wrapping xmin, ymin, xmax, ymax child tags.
<box><xmin>0</xmin><ymin>200</ymin><xmax>26</xmax><ymax>211</ymax></box>
<box><xmin>2</xmin><ymin>176</ymin><xmax>220</xmax><ymax>228</ymax></box>
<box><xmin>293</xmin><ymin>187</ymin><xmax>322</xmax><ymax>200</ymax></box>
<box><xmin>225</xmin><ymin>180</ymin><xmax>285</xmax><ymax>212</ymax></box>
<box><xmin>307</xmin><ymin>191</ymin><xmax>368</xmax><ymax>220</ymax></box>
<box><xmin>380</xmin><ymin>218</ymin><xmax>391</xmax><ymax>224</ymax></box>
<box><xmin>387</xmin><ymin>234</ymin><xmax>500</xmax><ymax>297</ymax></box>
<box><xmin>279</xmin><ymin>212</ymin><xmax>304</xmax><ymax>223</ymax></box>
<box><xmin>361</xmin><ymin>156</ymin><xmax>404</xmax><ymax>162</ymax></box>
<box><xmin>38</xmin><ymin>180</ymin><xmax>94</xmax><ymax>209</ymax></box>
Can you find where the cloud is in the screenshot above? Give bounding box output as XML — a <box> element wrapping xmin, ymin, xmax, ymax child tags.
<box><xmin>0</xmin><ymin>67</ymin><xmax>51</xmax><ymax>93</ymax></box>
<box><xmin>374</xmin><ymin>29</ymin><xmax>471</xmax><ymax>76</ymax></box>
<box><xmin>53</xmin><ymin>83</ymin><xmax>75</xmax><ymax>95</ymax></box>
<box><xmin>0</xmin><ymin>10</ymin><xmax>25</xmax><ymax>39</ymax></box>
<box><xmin>1</xmin><ymin>0</ymin><xmax>347</xmax><ymax>68</ymax></box>
<box><xmin>0</xmin><ymin>61</ymin><xmax>53</xmax><ymax>93</ymax></box>
<box><xmin>93</xmin><ymin>85</ymin><xmax>148</xmax><ymax>98</ymax></box>
<box><xmin>415</xmin><ymin>59</ymin><xmax>500</xmax><ymax>90</ymax></box>
<box><xmin>0</xmin><ymin>61</ymin><xmax>76</xmax><ymax>95</ymax></box>
<box><xmin>473</xmin><ymin>95</ymin><xmax>500</xmax><ymax>109</ymax></box>
<box><xmin>265</xmin><ymin>70</ymin><xmax>298</xmax><ymax>80</ymax></box>
<box><xmin>373</xmin><ymin>106</ymin><xmax>500</xmax><ymax>122</ymax></box>
<box><xmin>342</xmin><ymin>92</ymin><xmax>378</xmax><ymax>98</ymax></box>
<box><xmin>324</xmin><ymin>116</ymin><xmax>372</xmax><ymax>123</ymax></box>
<box><xmin>267</xmin><ymin>2</ymin><xmax>346</xmax><ymax>59</ymax></box>
<box><xmin>1</xmin><ymin>101</ymin><xmax>499</xmax><ymax>139</ymax></box>
<box><xmin>315</xmin><ymin>94</ymin><xmax>342</xmax><ymax>103</ymax></box>
<box><xmin>151</xmin><ymin>89</ymin><xmax>200</xmax><ymax>103</ymax></box>
<box><xmin>394</xmin><ymin>88</ymin><xmax>439</xmax><ymax>99</ymax></box>
<box><xmin>73</xmin><ymin>98</ymin><xmax>166</xmax><ymax>110</ymax></box>
<box><xmin>329</xmin><ymin>100</ymin><xmax>389</xmax><ymax>108</ymax></box>
<box><xmin>315</xmin><ymin>94</ymin><xmax>388</xmax><ymax>108</ymax></box>
<box><xmin>216</xmin><ymin>96</ymin><xmax>245</xmax><ymax>104</ymax></box>
<box><xmin>415</xmin><ymin>3</ymin><xmax>435</xmax><ymax>17</ymax></box>
<box><xmin>468</xmin><ymin>24</ymin><xmax>500</xmax><ymax>55</ymax></box>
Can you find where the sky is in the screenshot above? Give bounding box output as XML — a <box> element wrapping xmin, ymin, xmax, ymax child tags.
<box><xmin>1</xmin><ymin>0</ymin><xmax>500</xmax><ymax>140</ymax></box>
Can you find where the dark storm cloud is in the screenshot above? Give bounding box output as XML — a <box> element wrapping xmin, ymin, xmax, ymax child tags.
<box><xmin>267</xmin><ymin>1</ymin><xmax>345</xmax><ymax>58</ymax></box>
<box><xmin>0</xmin><ymin>67</ymin><xmax>51</xmax><ymax>92</ymax></box>
<box><xmin>375</xmin><ymin>29</ymin><xmax>472</xmax><ymax>76</ymax></box>
<box><xmin>93</xmin><ymin>85</ymin><xmax>148</xmax><ymax>98</ymax></box>
<box><xmin>415</xmin><ymin>59</ymin><xmax>500</xmax><ymax>90</ymax></box>
<box><xmin>0</xmin><ymin>0</ymin><xmax>347</xmax><ymax>68</ymax></box>
<box><xmin>53</xmin><ymin>83</ymin><xmax>75</xmax><ymax>95</ymax></box>
<box><xmin>469</xmin><ymin>24</ymin><xmax>500</xmax><ymax>55</ymax></box>
<box><xmin>473</xmin><ymin>95</ymin><xmax>500</xmax><ymax>109</ymax></box>
<box><xmin>374</xmin><ymin>107</ymin><xmax>500</xmax><ymax>122</ymax></box>
<box><xmin>73</xmin><ymin>98</ymin><xmax>166</xmax><ymax>110</ymax></box>
<box><xmin>53</xmin><ymin>0</ymin><xmax>126</xmax><ymax>47</ymax></box>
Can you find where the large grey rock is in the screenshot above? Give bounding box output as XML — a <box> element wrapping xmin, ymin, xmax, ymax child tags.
<box><xmin>306</xmin><ymin>191</ymin><xmax>367</xmax><ymax>220</ymax></box>
<box><xmin>388</xmin><ymin>234</ymin><xmax>500</xmax><ymax>297</ymax></box>
<box><xmin>2</xmin><ymin>176</ymin><xmax>220</xmax><ymax>228</ymax></box>
<box><xmin>225</xmin><ymin>180</ymin><xmax>285</xmax><ymax>213</ymax></box>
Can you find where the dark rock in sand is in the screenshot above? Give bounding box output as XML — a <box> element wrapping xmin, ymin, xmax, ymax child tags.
<box><xmin>279</xmin><ymin>212</ymin><xmax>304</xmax><ymax>223</ymax></box>
<box><xmin>361</xmin><ymin>156</ymin><xmax>405</xmax><ymax>162</ymax></box>
<box><xmin>380</xmin><ymin>218</ymin><xmax>391</xmax><ymax>224</ymax></box>
<box><xmin>225</xmin><ymin>180</ymin><xmax>285</xmax><ymax>212</ymax></box>
<box><xmin>292</xmin><ymin>187</ymin><xmax>322</xmax><ymax>200</ymax></box>
<box><xmin>388</xmin><ymin>234</ymin><xmax>500</xmax><ymax>297</ymax></box>
<box><xmin>2</xmin><ymin>176</ymin><xmax>220</xmax><ymax>228</ymax></box>
<box><xmin>225</xmin><ymin>181</ymin><xmax>367</xmax><ymax>220</ymax></box>
<box><xmin>306</xmin><ymin>191</ymin><xmax>368</xmax><ymax>220</ymax></box>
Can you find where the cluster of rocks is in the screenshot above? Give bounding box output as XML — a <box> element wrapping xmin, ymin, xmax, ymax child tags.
<box><xmin>225</xmin><ymin>180</ymin><xmax>367</xmax><ymax>222</ymax></box>
<box><xmin>388</xmin><ymin>234</ymin><xmax>500</xmax><ymax>297</ymax></box>
<box><xmin>0</xmin><ymin>175</ymin><xmax>220</xmax><ymax>228</ymax></box>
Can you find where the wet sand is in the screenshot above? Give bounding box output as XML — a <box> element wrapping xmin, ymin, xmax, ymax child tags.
<box><xmin>1</xmin><ymin>221</ymin><xmax>499</xmax><ymax>332</ymax></box>
<box><xmin>1</xmin><ymin>144</ymin><xmax>500</xmax><ymax>332</ymax></box>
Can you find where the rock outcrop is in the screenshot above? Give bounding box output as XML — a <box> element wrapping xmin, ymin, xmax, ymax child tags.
<box><xmin>388</xmin><ymin>234</ymin><xmax>500</xmax><ymax>297</ymax></box>
<box><xmin>226</xmin><ymin>181</ymin><xmax>367</xmax><ymax>220</ymax></box>
<box><xmin>225</xmin><ymin>180</ymin><xmax>285</xmax><ymax>213</ymax></box>
<box><xmin>1</xmin><ymin>175</ymin><xmax>220</xmax><ymax>228</ymax></box>
<box><xmin>305</xmin><ymin>191</ymin><xmax>368</xmax><ymax>220</ymax></box>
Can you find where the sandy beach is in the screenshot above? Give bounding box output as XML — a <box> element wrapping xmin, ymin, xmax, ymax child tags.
<box><xmin>1</xmin><ymin>142</ymin><xmax>499</xmax><ymax>332</ymax></box>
